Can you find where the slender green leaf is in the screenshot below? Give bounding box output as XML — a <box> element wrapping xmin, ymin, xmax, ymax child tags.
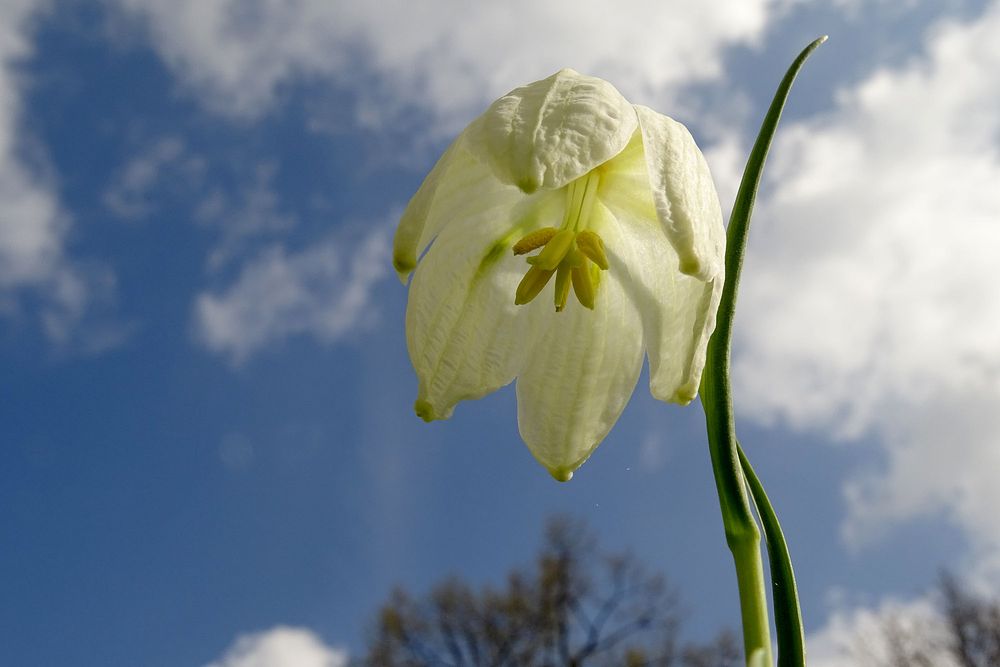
<box><xmin>739</xmin><ymin>441</ymin><xmax>805</xmax><ymax>667</ymax></box>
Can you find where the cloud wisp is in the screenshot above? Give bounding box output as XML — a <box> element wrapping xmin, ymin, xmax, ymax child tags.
<box><xmin>194</xmin><ymin>222</ymin><xmax>389</xmax><ymax>364</ymax></box>
<box><xmin>204</xmin><ymin>626</ymin><xmax>347</xmax><ymax>667</ymax></box>
<box><xmin>111</xmin><ymin>0</ymin><xmax>784</xmax><ymax>136</ymax></box>
<box><xmin>103</xmin><ymin>136</ymin><xmax>207</xmax><ymax>221</ymax></box>
<box><xmin>1</xmin><ymin>0</ymin><xmax>121</xmax><ymax>350</ymax></box>
<box><xmin>807</xmin><ymin>596</ymin><xmax>954</xmax><ymax>667</ymax></box>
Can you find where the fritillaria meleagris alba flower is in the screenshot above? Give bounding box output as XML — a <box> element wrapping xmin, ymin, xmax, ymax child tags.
<box><xmin>394</xmin><ymin>69</ymin><xmax>724</xmax><ymax>481</ymax></box>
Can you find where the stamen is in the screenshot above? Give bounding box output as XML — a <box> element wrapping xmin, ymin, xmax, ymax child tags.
<box><xmin>574</xmin><ymin>172</ymin><xmax>601</xmax><ymax>231</ymax></box>
<box><xmin>571</xmin><ymin>265</ymin><xmax>596</xmax><ymax>310</ymax></box>
<box><xmin>512</xmin><ymin>227</ymin><xmax>558</xmax><ymax>255</ymax></box>
<box><xmin>511</xmin><ymin>171</ymin><xmax>610</xmax><ymax>312</ymax></box>
<box><xmin>564</xmin><ymin>176</ymin><xmax>589</xmax><ymax>230</ymax></box>
<box><xmin>532</xmin><ymin>229</ymin><xmax>576</xmax><ymax>270</ymax></box>
<box><xmin>562</xmin><ymin>179</ymin><xmax>579</xmax><ymax>227</ymax></box>
<box><xmin>563</xmin><ymin>248</ymin><xmax>585</xmax><ymax>268</ymax></box>
<box><xmin>575</xmin><ymin>230</ymin><xmax>609</xmax><ymax>270</ymax></box>
<box><xmin>553</xmin><ymin>266</ymin><xmax>572</xmax><ymax>312</ymax></box>
<box><xmin>514</xmin><ymin>265</ymin><xmax>556</xmax><ymax>305</ymax></box>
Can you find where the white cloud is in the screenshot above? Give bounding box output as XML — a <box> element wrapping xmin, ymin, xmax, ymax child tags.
<box><xmin>1</xmin><ymin>0</ymin><xmax>64</xmax><ymax>287</ymax></box>
<box><xmin>1</xmin><ymin>0</ymin><xmax>121</xmax><ymax>348</ymax></box>
<box><xmin>807</xmin><ymin>596</ymin><xmax>955</xmax><ymax>667</ymax></box>
<box><xmin>731</xmin><ymin>1</ymin><xmax>1000</xmax><ymax>572</ymax></box>
<box><xmin>827</xmin><ymin>0</ymin><xmax>921</xmax><ymax>17</ymax></box>
<box><xmin>103</xmin><ymin>136</ymin><xmax>206</xmax><ymax>220</ymax></box>
<box><xmin>204</xmin><ymin>626</ymin><xmax>347</xmax><ymax>667</ymax></box>
<box><xmin>110</xmin><ymin>0</ymin><xmax>786</xmax><ymax>134</ymax></box>
<box><xmin>195</xmin><ymin>162</ymin><xmax>297</xmax><ymax>272</ymax></box>
<box><xmin>194</xmin><ymin>223</ymin><xmax>388</xmax><ymax>364</ymax></box>
<box><xmin>103</xmin><ymin>136</ymin><xmax>295</xmax><ymax>271</ymax></box>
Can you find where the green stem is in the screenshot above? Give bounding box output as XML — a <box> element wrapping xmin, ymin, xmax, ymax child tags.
<box><xmin>699</xmin><ymin>36</ymin><xmax>826</xmax><ymax>667</ymax></box>
<box><xmin>703</xmin><ymin>366</ymin><xmax>771</xmax><ymax>665</ymax></box>
<box><xmin>732</xmin><ymin>536</ymin><xmax>772</xmax><ymax>665</ymax></box>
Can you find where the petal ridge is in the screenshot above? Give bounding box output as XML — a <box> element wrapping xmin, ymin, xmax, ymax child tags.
<box><xmin>468</xmin><ymin>70</ymin><xmax>638</xmax><ymax>193</ymax></box>
<box><xmin>393</xmin><ymin>132</ymin><xmax>468</xmax><ymax>283</ymax></box>
<box><xmin>516</xmin><ymin>267</ymin><xmax>644</xmax><ymax>479</ymax></box>
<box><xmin>634</xmin><ymin>105</ymin><xmax>725</xmax><ymax>282</ymax></box>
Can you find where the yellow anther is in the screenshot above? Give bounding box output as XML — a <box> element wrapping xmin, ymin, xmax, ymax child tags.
<box><xmin>576</xmin><ymin>230</ymin><xmax>609</xmax><ymax>270</ymax></box>
<box><xmin>571</xmin><ymin>265</ymin><xmax>596</xmax><ymax>310</ymax></box>
<box><xmin>564</xmin><ymin>248</ymin><xmax>585</xmax><ymax>268</ymax></box>
<box><xmin>515</xmin><ymin>265</ymin><xmax>555</xmax><ymax>305</ymax></box>
<box><xmin>511</xmin><ymin>172</ymin><xmax>610</xmax><ymax>312</ymax></box>
<box><xmin>512</xmin><ymin>227</ymin><xmax>559</xmax><ymax>255</ymax></box>
<box><xmin>532</xmin><ymin>229</ymin><xmax>576</xmax><ymax>270</ymax></box>
<box><xmin>528</xmin><ymin>250</ymin><xmax>583</xmax><ymax>268</ymax></box>
<box><xmin>553</xmin><ymin>266</ymin><xmax>572</xmax><ymax>312</ymax></box>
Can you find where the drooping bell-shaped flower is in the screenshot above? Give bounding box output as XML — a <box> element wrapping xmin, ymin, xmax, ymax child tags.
<box><xmin>394</xmin><ymin>69</ymin><xmax>725</xmax><ymax>481</ymax></box>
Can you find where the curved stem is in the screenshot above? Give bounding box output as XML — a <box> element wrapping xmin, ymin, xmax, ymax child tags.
<box><xmin>699</xmin><ymin>36</ymin><xmax>826</xmax><ymax>666</ymax></box>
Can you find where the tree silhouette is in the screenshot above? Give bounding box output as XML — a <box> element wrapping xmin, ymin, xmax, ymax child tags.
<box><xmin>849</xmin><ymin>572</ymin><xmax>1000</xmax><ymax>667</ymax></box>
<box><xmin>361</xmin><ymin>517</ymin><xmax>739</xmax><ymax>667</ymax></box>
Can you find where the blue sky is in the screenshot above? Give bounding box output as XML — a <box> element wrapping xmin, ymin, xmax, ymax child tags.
<box><xmin>2</xmin><ymin>1</ymin><xmax>999</xmax><ymax>665</ymax></box>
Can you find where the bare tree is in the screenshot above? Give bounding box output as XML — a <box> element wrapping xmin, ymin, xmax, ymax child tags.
<box><xmin>851</xmin><ymin>572</ymin><xmax>1000</xmax><ymax>667</ymax></box>
<box><xmin>938</xmin><ymin>572</ymin><xmax>1000</xmax><ymax>667</ymax></box>
<box><xmin>361</xmin><ymin>517</ymin><xmax>738</xmax><ymax>667</ymax></box>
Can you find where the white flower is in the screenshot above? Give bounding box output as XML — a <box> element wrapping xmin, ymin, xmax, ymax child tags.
<box><xmin>394</xmin><ymin>69</ymin><xmax>725</xmax><ymax>481</ymax></box>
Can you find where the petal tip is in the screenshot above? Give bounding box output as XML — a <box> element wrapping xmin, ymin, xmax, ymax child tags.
<box><xmin>517</xmin><ymin>176</ymin><xmax>541</xmax><ymax>194</ymax></box>
<box><xmin>678</xmin><ymin>256</ymin><xmax>702</xmax><ymax>277</ymax></box>
<box><xmin>547</xmin><ymin>466</ymin><xmax>574</xmax><ymax>483</ymax></box>
<box><xmin>393</xmin><ymin>254</ymin><xmax>416</xmax><ymax>283</ymax></box>
<box><xmin>650</xmin><ymin>379</ymin><xmax>699</xmax><ymax>405</ymax></box>
<box><xmin>671</xmin><ymin>382</ymin><xmax>699</xmax><ymax>405</ymax></box>
<box><xmin>414</xmin><ymin>399</ymin><xmax>438</xmax><ymax>422</ymax></box>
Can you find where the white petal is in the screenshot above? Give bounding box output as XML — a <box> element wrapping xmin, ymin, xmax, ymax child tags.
<box><xmin>597</xmin><ymin>195</ymin><xmax>723</xmax><ymax>405</ymax></box>
<box><xmin>406</xmin><ymin>170</ymin><xmax>559</xmax><ymax>420</ymax></box>
<box><xmin>634</xmin><ymin>105</ymin><xmax>725</xmax><ymax>281</ymax></box>
<box><xmin>467</xmin><ymin>69</ymin><xmax>637</xmax><ymax>194</ymax></box>
<box><xmin>515</xmin><ymin>270</ymin><xmax>644</xmax><ymax>481</ymax></box>
<box><xmin>393</xmin><ymin>132</ymin><xmax>469</xmax><ymax>283</ymax></box>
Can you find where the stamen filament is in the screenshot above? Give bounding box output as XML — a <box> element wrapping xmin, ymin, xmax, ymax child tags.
<box><xmin>510</xmin><ymin>172</ymin><xmax>610</xmax><ymax>312</ymax></box>
<box><xmin>574</xmin><ymin>172</ymin><xmax>601</xmax><ymax>231</ymax></box>
<box><xmin>566</xmin><ymin>175</ymin><xmax>589</xmax><ymax>230</ymax></box>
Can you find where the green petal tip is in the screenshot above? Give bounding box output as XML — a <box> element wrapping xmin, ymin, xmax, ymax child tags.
<box><xmin>414</xmin><ymin>399</ymin><xmax>436</xmax><ymax>422</ymax></box>
<box><xmin>548</xmin><ymin>467</ymin><xmax>574</xmax><ymax>482</ymax></box>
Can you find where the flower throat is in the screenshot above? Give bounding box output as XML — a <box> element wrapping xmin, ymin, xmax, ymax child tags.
<box><xmin>512</xmin><ymin>171</ymin><xmax>610</xmax><ymax>312</ymax></box>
